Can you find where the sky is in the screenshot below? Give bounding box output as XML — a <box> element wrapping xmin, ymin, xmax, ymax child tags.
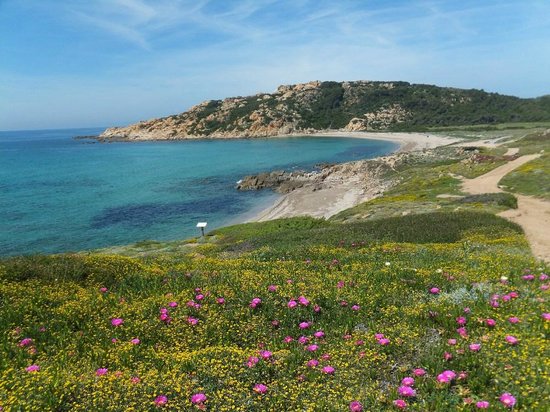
<box><xmin>1</xmin><ymin>0</ymin><xmax>549</xmax><ymax>131</ymax></box>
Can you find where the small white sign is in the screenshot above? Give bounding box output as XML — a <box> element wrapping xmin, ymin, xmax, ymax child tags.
<box><xmin>196</xmin><ymin>222</ymin><xmax>208</xmax><ymax>228</ymax></box>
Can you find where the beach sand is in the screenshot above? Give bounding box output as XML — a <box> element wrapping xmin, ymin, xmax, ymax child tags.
<box><xmin>249</xmin><ymin>132</ymin><xmax>462</xmax><ymax>222</ymax></box>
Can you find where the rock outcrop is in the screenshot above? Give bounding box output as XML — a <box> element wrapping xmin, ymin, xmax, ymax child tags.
<box><xmin>98</xmin><ymin>81</ymin><xmax>550</xmax><ymax>141</ymax></box>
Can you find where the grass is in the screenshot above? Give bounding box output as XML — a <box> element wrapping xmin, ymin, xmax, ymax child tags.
<box><xmin>0</xmin><ymin>211</ymin><xmax>545</xmax><ymax>411</ymax></box>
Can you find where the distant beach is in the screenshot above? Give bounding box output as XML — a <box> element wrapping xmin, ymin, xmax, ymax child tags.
<box><xmin>250</xmin><ymin>132</ymin><xmax>461</xmax><ymax>222</ymax></box>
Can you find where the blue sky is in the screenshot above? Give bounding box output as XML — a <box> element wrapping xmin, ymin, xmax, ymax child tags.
<box><xmin>1</xmin><ymin>0</ymin><xmax>549</xmax><ymax>130</ymax></box>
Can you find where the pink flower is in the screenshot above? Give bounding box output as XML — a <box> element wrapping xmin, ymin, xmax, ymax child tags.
<box><xmin>313</xmin><ymin>305</ymin><xmax>321</xmax><ymax>313</ymax></box>
<box><xmin>190</xmin><ymin>393</ymin><xmax>207</xmax><ymax>404</ymax></box>
<box><xmin>499</xmin><ymin>393</ymin><xmax>516</xmax><ymax>408</ymax></box>
<box><xmin>19</xmin><ymin>338</ymin><xmax>33</xmax><ymax>347</ymax></box>
<box><xmin>398</xmin><ymin>386</ymin><xmax>416</xmax><ymax>397</ymax></box>
<box><xmin>444</xmin><ymin>352</ymin><xmax>453</xmax><ymax>361</ymax></box>
<box><xmin>131</xmin><ymin>338</ymin><xmax>140</xmax><ymax>345</ymax></box>
<box><xmin>314</xmin><ymin>330</ymin><xmax>325</xmax><ymax>339</ymax></box>
<box><xmin>216</xmin><ymin>297</ymin><xmax>225</xmax><ymax>304</ymax></box>
<box><xmin>96</xmin><ymin>368</ymin><xmax>108</xmax><ymax>376</ymax></box>
<box><xmin>469</xmin><ymin>343</ymin><xmax>481</xmax><ymax>352</ymax></box>
<box><xmin>351</xmin><ymin>305</ymin><xmax>360</xmax><ymax>311</ymax></box>
<box><xmin>187</xmin><ymin>316</ymin><xmax>199</xmax><ymax>325</ymax></box>
<box><xmin>337</xmin><ymin>281</ymin><xmax>345</xmax><ymax>289</ymax></box>
<box><xmin>247</xmin><ymin>356</ymin><xmax>259</xmax><ymax>368</ymax></box>
<box><xmin>476</xmin><ymin>400</ymin><xmax>490</xmax><ymax>409</ymax></box>
<box><xmin>168</xmin><ymin>301</ymin><xmax>178</xmax><ymax>307</ymax></box>
<box><xmin>299</xmin><ymin>321</ymin><xmax>310</xmax><ymax>329</ymax></box>
<box><xmin>378</xmin><ymin>338</ymin><xmax>390</xmax><ymax>346</ymax></box>
<box><xmin>111</xmin><ymin>318</ymin><xmax>124</xmax><ymax>327</ymax></box>
<box><xmin>259</xmin><ymin>350</ymin><xmax>272</xmax><ymax>359</ymax></box>
<box><xmin>268</xmin><ymin>285</ymin><xmax>277</xmax><ymax>292</ymax></box>
<box><xmin>542</xmin><ymin>313</ymin><xmax>550</xmax><ymax>321</ymax></box>
<box><xmin>456</xmin><ymin>316</ymin><xmax>467</xmax><ymax>325</ymax></box>
<box><xmin>154</xmin><ymin>395</ymin><xmax>168</xmax><ymax>406</ymax></box>
<box><xmin>250</xmin><ymin>297</ymin><xmax>261</xmax><ymax>308</ymax></box>
<box><xmin>283</xmin><ymin>336</ymin><xmax>293</xmax><ymax>343</ymax></box>
<box><xmin>355</xmin><ymin>340</ymin><xmax>364</xmax><ymax>346</ymax></box>
<box><xmin>349</xmin><ymin>401</ymin><xmax>363</xmax><ymax>412</ymax></box>
<box><xmin>413</xmin><ymin>368</ymin><xmax>426</xmax><ymax>377</ymax></box>
<box><xmin>508</xmin><ymin>317</ymin><xmax>520</xmax><ymax>324</ymax></box>
<box><xmin>509</xmin><ymin>291</ymin><xmax>519</xmax><ymax>298</ymax></box>
<box><xmin>505</xmin><ymin>335</ymin><xmax>519</xmax><ymax>345</ymax></box>
<box><xmin>131</xmin><ymin>376</ymin><xmax>141</xmax><ymax>384</ymax></box>
<box><xmin>522</xmin><ymin>274</ymin><xmax>535</xmax><ymax>281</ymax></box>
<box><xmin>298</xmin><ymin>296</ymin><xmax>310</xmax><ymax>306</ymax></box>
<box><xmin>287</xmin><ymin>300</ymin><xmax>298</xmax><ymax>309</ymax></box>
<box><xmin>322</xmin><ymin>365</ymin><xmax>335</xmax><ymax>374</ymax></box>
<box><xmin>321</xmin><ymin>353</ymin><xmax>331</xmax><ymax>361</ymax></box>
<box><xmin>429</xmin><ymin>287</ymin><xmax>440</xmax><ymax>294</ymax></box>
<box><xmin>26</xmin><ymin>364</ymin><xmax>40</xmax><ymax>372</ymax></box>
<box><xmin>298</xmin><ymin>336</ymin><xmax>309</xmax><ymax>344</ymax></box>
<box><xmin>457</xmin><ymin>327</ymin><xmax>468</xmax><ymax>338</ymax></box>
<box><xmin>306</xmin><ymin>344</ymin><xmax>319</xmax><ymax>352</ymax></box>
<box><xmin>307</xmin><ymin>359</ymin><xmax>319</xmax><ymax>368</ymax></box>
<box><xmin>437</xmin><ymin>370</ymin><xmax>456</xmax><ymax>383</ymax></box>
<box><xmin>540</xmin><ymin>273</ymin><xmax>548</xmax><ymax>281</ymax></box>
<box><xmin>195</xmin><ymin>294</ymin><xmax>204</xmax><ymax>301</ymax></box>
<box><xmin>485</xmin><ymin>318</ymin><xmax>496</xmax><ymax>327</ymax></box>
<box><xmin>393</xmin><ymin>399</ymin><xmax>407</xmax><ymax>409</ymax></box>
<box><xmin>253</xmin><ymin>383</ymin><xmax>268</xmax><ymax>394</ymax></box>
<box><xmin>448</xmin><ymin>338</ymin><xmax>457</xmax><ymax>345</ymax></box>
<box><xmin>375</xmin><ymin>333</ymin><xmax>385</xmax><ymax>340</ymax></box>
<box><xmin>401</xmin><ymin>377</ymin><xmax>414</xmax><ymax>386</ymax></box>
<box><xmin>99</xmin><ymin>287</ymin><xmax>108</xmax><ymax>293</ymax></box>
<box><xmin>111</xmin><ymin>338</ymin><xmax>118</xmax><ymax>343</ymax></box>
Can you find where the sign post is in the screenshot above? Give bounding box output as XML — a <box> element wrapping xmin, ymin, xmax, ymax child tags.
<box><xmin>196</xmin><ymin>222</ymin><xmax>207</xmax><ymax>237</ymax></box>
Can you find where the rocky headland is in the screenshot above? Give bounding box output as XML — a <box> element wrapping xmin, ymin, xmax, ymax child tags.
<box><xmin>98</xmin><ymin>80</ymin><xmax>550</xmax><ymax>141</ymax></box>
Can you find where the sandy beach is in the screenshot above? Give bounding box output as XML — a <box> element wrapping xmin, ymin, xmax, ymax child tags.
<box><xmin>249</xmin><ymin>132</ymin><xmax>462</xmax><ymax>222</ymax></box>
<box><xmin>293</xmin><ymin>131</ymin><xmax>462</xmax><ymax>152</ymax></box>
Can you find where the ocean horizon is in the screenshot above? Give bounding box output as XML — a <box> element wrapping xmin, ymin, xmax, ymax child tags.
<box><xmin>0</xmin><ymin>128</ymin><xmax>397</xmax><ymax>256</ymax></box>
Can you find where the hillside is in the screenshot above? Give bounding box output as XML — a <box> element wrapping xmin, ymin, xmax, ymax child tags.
<box><xmin>99</xmin><ymin>81</ymin><xmax>550</xmax><ymax>140</ymax></box>
<box><xmin>1</xmin><ymin>129</ymin><xmax>549</xmax><ymax>411</ymax></box>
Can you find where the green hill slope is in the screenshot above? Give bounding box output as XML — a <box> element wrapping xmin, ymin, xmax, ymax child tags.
<box><xmin>100</xmin><ymin>81</ymin><xmax>550</xmax><ymax>140</ymax></box>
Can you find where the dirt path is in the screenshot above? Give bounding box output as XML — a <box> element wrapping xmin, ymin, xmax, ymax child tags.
<box><xmin>499</xmin><ymin>195</ymin><xmax>550</xmax><ymax>263</ymax></box>
<box><xmin>461</xmin><ymin>152</ymin><xmax>550</xmax><ymax>262</ymax></box>
<box><xmin>461</xmin><ymin>154</ymin><xmax>540</xmax><ymax>195</ymax></box>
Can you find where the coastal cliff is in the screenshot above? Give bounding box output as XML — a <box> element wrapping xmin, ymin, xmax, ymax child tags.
<box><xmin>100</xmin><ymin>80</ymin><xmax>550</xmax><ymax>140</ymax></box>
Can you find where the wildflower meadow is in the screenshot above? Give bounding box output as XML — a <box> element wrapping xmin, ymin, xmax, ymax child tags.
<box><xmin>0</xmin><ymin>212</ymin><xmax>548</xmax><ymax>410</ymax></box>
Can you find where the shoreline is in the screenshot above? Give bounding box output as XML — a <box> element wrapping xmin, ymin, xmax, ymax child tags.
<box><xmin>245</xmin><ymin>132</ymin><xmax>462</xmax><ymax>222</ymax></box>
<box><xmin>283</xmin><ymin>130</ymin><xmax>461</xmax><ymax>152</ymax></box>
<box><xmin>86</xmin><ymin>129</ymin><xmax>457</xmax><ymax>152</ymax></box>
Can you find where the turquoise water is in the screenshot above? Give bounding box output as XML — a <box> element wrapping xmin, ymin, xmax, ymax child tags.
<box><xmin>0</xmin><ymin>128</ymin><xmax>397</xmax><ymax>256</ymax></box>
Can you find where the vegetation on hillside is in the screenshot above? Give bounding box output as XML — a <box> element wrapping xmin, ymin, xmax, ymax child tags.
<box><xmin>100</xmin><ymin>81</ymin><xmax>550</xmax><ymax>139</ymax></box>
<box><xmin>1</xmin><ymin>126</ymin><xmax>549</xmax><ymax>411</ymax></box>
<box><xmin>1</xmin><ymin>212</ymin><xmax>548</xmax><ymax>411</ymax></box>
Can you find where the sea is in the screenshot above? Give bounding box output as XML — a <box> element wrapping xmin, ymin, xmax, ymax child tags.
<box><xmin>0</xmin><ymin>127</ymin><xmax>397</xmax><ymax>256</ymax></box>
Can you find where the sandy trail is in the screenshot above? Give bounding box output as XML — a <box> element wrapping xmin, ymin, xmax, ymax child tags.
<box><xmin>462</xmin><ymin>154</ymin><xmax>540</xmax><ymax>194</ymax></box>
<box><xmin>461</xmin><ymin>152</ymin><xmax>550</xmax><ymax>262</ymax></box>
